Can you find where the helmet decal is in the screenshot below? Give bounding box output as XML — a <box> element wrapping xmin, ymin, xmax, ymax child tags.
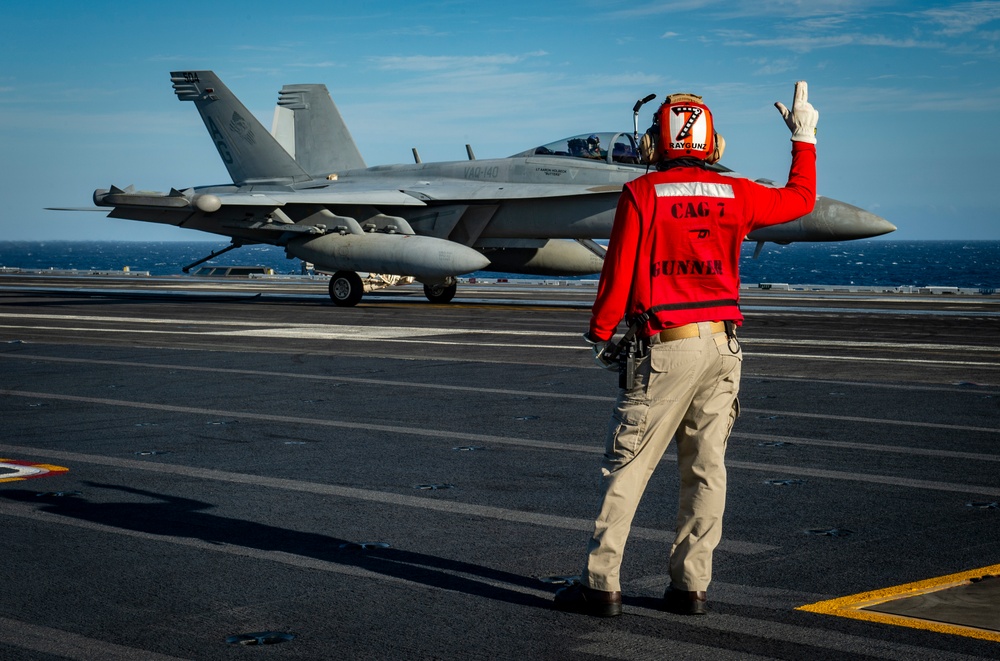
<box><xmin>640</xmin><ymin>93</ymin><xmax>724</xmax><ymax>165</ymax></box>
<box><xmin>662</xmin><ymin>97</ymin><xmax>715</xmax><ymax>161</ymax></box>
<box><xmin>671</xmin><ymin>104</ymin><xmax>704</xmax><ymax>143</ymax></box>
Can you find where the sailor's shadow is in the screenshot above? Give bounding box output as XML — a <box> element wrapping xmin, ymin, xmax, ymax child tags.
<box><xmin>2</xmin><ymin>482</ymin><xmax>548</xmax><ymax>608</ymax></box>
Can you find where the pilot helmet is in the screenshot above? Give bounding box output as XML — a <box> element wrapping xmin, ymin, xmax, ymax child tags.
<box><xmin>640</xmin><ymin>94</ymin><xmax>725</xmax><ymax>165</ymax></box>
<box><xmin>587</xmin><ymin>134</ymin><xmax>600</xmax><ymax>146</ymax></box>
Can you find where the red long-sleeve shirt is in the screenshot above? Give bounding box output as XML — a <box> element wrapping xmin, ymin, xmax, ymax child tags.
<box><xmin>590</xmin><ymin>142</ymin><xmax>816</xmax><ymax>341</ymax></box>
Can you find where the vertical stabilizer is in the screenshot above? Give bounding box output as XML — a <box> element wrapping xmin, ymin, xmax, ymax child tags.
<box><xmin>170</xmin><ymin>71</ymin><xmax>311</xmax><ymax>185</ymax></box>
<box><xmin>271</xmin><ymin>84</ymin><xmax>366</xmax><ymax>176</ymax></box>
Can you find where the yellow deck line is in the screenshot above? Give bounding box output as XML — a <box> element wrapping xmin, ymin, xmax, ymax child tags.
<box><xmin>797</xmin><ymin>564</ymin><xmax>1000</xmax><ymax>642</ymax></box>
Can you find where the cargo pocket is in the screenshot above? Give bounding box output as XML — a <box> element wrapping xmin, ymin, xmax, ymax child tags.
<box><xmin>603</xmin><ymin>398</ymin><xmax>648</xmax><ymax>471</ymax></box>
<box><xmin>727</xmin><ymin>396</ymin><xmax>741</xmax><ymax>437</ymax></box>
<box><xmin>713</xmin><ymin>333</ymin><xmax>742</xmax><ymax>442</ymax></box>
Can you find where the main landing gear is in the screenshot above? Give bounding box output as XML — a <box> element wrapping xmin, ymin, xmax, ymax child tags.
<box><xmin>328</xmin><ymin>271</ymin><xmax>364</xmax><ymax>307</ymax></box>
<box><xmin>422</xmin><ymin>280</ymin><xmax>457</xmax><ymax>304</ymax></box>
<box><xmin>326</xmin><ymin>272</ymin><xmax>458</xmax><ymax>306</ymax></box>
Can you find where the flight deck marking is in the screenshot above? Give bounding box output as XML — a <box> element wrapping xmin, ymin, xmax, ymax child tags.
<box><xmin>3</xmin><ymin>322</ymin><xmax>999</xmax><ymax>369</ymax></box>
<box><xmin>748</xmin><ymin>337</ymin><xmax>1000</xmax><ymax>353</ymax></box>
<box><xmin>2</xmin><ymin>497</ymin><xmax>991</xmax><ymax>661</ymax></box>
<box><xmin>2</xmin><ymin>386</ymin><xmax>1000</xmax><ymax>497</ymax></box>
<box><xmin>1</xmin><ymin>312</ymin><xmax>999</xmax><ymax>356</ymax></box>
<box><xmin>798</xmin><ymin>564</ymin><xmax>1000</xmax><ymax>643</ymax></box>
<box><xmin>0</xmin><ymin>322</ymin><xmax>577</xmax><ymax>352</ymax></box>
<box><xmin>0</xmin><ymin>441</ymin><xmax>772</xmax><ymax>554</ymax></box>
<box><xmin>748</xmin><ymin>351</ymin><xmax>999</xmax><ymax>369</ymax></box>
<box><xmin>3</xmin><ymin>352</ymin><xmax>995</xmax><ymax>399</ymax></box>
<box><xmin>0</xmin><ymin>616</ymin><xmax>190</xmax><ymax>661</ymax></box>
<box><xmin>1</xmin><ymin>353</ymin><xmax>997</xmax><ymax>435</ymax></box>
<box><xmin>0</xmin><ymin>499</ymin><xmax>558</xmax><ymax>612</ymax></box>
<box><xmin>0</xmin><ymin>458</ymin><xmax>69</xmax><ymax>483</ymax></box>
<box><xmin>735</xmin><ymin>432</ymin><xmax>1000</xmax><ymax>463</ymax></box>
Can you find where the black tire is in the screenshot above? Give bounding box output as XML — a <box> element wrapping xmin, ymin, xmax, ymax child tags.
<box><xmin>329</xmin><ymin>271</ymin><xmax>364</xmax><ymax>307</ymax></box>
<box><xmin>423</xmin><ymin>282</ymin><xmax>457</xmax><ymax>303</ymax></box>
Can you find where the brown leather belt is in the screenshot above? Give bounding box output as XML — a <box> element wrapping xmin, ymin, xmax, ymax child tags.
<box><xmin>653</xmin><ymin>321</ymin><xmax>726</xmax><ymax>343</ymax></box>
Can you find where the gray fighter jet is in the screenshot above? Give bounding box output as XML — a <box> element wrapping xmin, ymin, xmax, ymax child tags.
<box><xmin>91</xmin><ymin>70</ymin><xmax>895</xmax><ymax>306</ymax></box>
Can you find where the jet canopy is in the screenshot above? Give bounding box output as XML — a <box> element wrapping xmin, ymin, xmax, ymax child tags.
<box><xmin>511</xmin><ymin>132</ymin><xmax>735</xmax><ymax>174</ymax></box>
<box><xmin>511</xmin><ymin>132</ymin><xmax>641</xmax><ymax>165</ymax></box>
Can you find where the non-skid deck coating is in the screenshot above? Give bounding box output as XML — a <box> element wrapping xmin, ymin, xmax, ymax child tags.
<box><xmin>1</xmin><ymin>273</ymin><xmax>998</xmax><ymax>660</ymax></box>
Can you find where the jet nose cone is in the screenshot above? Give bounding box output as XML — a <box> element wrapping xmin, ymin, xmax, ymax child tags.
<box><xmin>454</xmin><ymin>246</ymin><xmax>492</xmax><ymax>274</ymax></box>
<box><xmin>845</xmin><ymin>203</ymin><xmax>896</xmax><ymax>238</ymax></box>
<box><xmin>811</xmin><ymin>197</ymin><xmax>897</xmax><ymax>240</ymax></box>
<box><xmin>868</xmin><ymin>213</ymin><xmax>897</xmax><ymax>237</ymax></box>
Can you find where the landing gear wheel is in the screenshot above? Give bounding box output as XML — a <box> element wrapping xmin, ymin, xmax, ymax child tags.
<box><xmin>329</xmin><ymin>271</ymin><xmax>364</xmax><ymax>307</ymax></box>
<box><xmin>423</xmin><ymin>282</ymin><xmax>457</xmax><ymax>304</ymax></box>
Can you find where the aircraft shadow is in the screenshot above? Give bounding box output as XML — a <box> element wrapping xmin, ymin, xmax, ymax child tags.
<box><xmin>2</xmin><ymin>481</ymin><xmax>550</xmax><ymax>609</ymax></box>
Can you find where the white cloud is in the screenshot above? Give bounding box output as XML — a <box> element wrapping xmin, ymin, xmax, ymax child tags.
<box><xmin>749</xmin><ymin>58</ymin><xmax>797</xmax><ymax>76</ymax></box>
<box><xmin>287</xmin><ymin>62</ymin><xmax>347</xmax><ymax>69</ymax></box>
<box><xmin>737</xmin><ymin>0</ymin><xmax>883</xmax><ymax>15</ymax></box>
<box><xmin>371</xmin><ymin>52</ymin><xmax>548</xmax><ymax>72</ymax></box>
<box><xmin>712</xmin><ymin>29</ymin><xmax>758</xmax><ymax>40</ymax></box>
<box><xmin>608</xmin><ymin>0</ymin><xmax>721</xmax><ymax>19</ymax></box>
<box><xmin>731</xmin><ymin>33</ymin><xmax>944</xmax><ymax>53</ymax></box>
<box><xmin>813</xmin><ymin>84</ymin><xmax>1000</xmax><ymax>113</ymax></box>
<box><xmin>614</xmin><ymin>0</ymin><xmax>890</xmax><ymax>20</ymax></box>
<box><xmin>918</xmin><ymin>1</ymin><xmax>1000</xmax><ymax>36</ymax></box>
<box><xmin>385</xmin><ymin>25</ymin><xmax>452</xmax><ymax>37</ymax></box>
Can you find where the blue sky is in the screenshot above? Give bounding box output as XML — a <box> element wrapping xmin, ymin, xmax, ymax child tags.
<box><xmin>2</xmin><ymin>0</ymin><xmax>999</xmax><ymax>241</ymax></box>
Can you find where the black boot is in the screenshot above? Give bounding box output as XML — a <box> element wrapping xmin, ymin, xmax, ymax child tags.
<box><xmin>553</xmin><ymin>582</ymin><xmax>623</xmax><ymax>617</ymax></box>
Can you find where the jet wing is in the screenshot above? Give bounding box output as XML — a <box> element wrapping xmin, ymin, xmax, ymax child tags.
<box><xmin>94</xmin><ymin>186</ymin><xmax>428</xmax><ymax>213</ymax></box>
<box><xmin>357</xmin><ymin>179</ymin><xmax>622</xmax><ymax>203</ymax></box>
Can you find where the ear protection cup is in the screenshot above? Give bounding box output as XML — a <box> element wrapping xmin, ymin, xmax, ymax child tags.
<box><xmin>639</xmin><ymin>126</ymin><xmax>659</xmax><ymax>165</ymax></box>
<box><xmin>707</xmin><ymin>132</ymin><xmax>725</xmax><ymax>164</ymax></box>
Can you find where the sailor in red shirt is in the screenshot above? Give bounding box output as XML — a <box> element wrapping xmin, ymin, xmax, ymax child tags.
<box><xmin>556</xmin><ymin>82</ymin><xmax>819</xmax><ymax>617</ymax></box>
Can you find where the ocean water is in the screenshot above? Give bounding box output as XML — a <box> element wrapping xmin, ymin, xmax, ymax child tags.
<box><xmin>0</xmin><ymin>240</ymin><xmax>997</xmax><ymax>289</ymax></box>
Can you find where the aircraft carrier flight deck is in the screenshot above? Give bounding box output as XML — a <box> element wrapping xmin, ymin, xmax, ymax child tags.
<box><xmin>1</xmin><ymin>273</ymin><xmax>998</xmax><ymax>660</ymax></box>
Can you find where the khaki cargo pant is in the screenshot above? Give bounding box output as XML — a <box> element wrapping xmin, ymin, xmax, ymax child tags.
<box><xmin>583</xmin><ymin>322</ymin><xmax>742</xmax><ymax>593</ymax></box>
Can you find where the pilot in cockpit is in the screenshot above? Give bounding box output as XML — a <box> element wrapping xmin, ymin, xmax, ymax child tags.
<box><xmin>584</xmin><ymin>134</ymin><xmax>605</xmax><ymax>159</ymax></box>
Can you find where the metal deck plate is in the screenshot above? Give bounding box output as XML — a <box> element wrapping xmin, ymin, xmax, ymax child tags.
<box><xmin>799</xmin><ymin>565</ymin><xmax>1000</xmax><ymax>642</ymax></box>
<box><xmin>864</xmin><ymin>575</ymin><xmax>1000</xmax><ymax>632</ymax></box>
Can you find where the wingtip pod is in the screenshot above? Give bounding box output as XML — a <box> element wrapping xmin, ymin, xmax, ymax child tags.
<box><xmin>193</xmin><ymin>194</ymin><xmax>222</xmax><ymax>213</ymax></box>
<box><xmin>93</xmin><ymin>186</ymin><xmax>224</xmax><ymax>213</ymax></box>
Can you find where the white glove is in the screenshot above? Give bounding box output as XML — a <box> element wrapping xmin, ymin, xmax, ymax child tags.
<box><xmin>582</xmin><ymin>332</ymin><xmax>618</xmax><ymax>371</ymax></box>
<box><xmin>775</xmin><ymin>80</ymin><xmax>818</xmax><ymax>144</ymax></box>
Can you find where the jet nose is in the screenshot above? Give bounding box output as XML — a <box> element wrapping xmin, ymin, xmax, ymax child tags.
<box><xmin>809</xmin><ymin>196</ymin><xmax>897</xmax><ymax>240</ymax></box>
<box><xmin>866</xmin><ymin>212</ymin><xmax>897</xmax><ymax>237</ymax></box>
<box><xmin>848</xmin><ymin>204</ymin><xmax>896</xmax><ymax>238</ymax></box>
